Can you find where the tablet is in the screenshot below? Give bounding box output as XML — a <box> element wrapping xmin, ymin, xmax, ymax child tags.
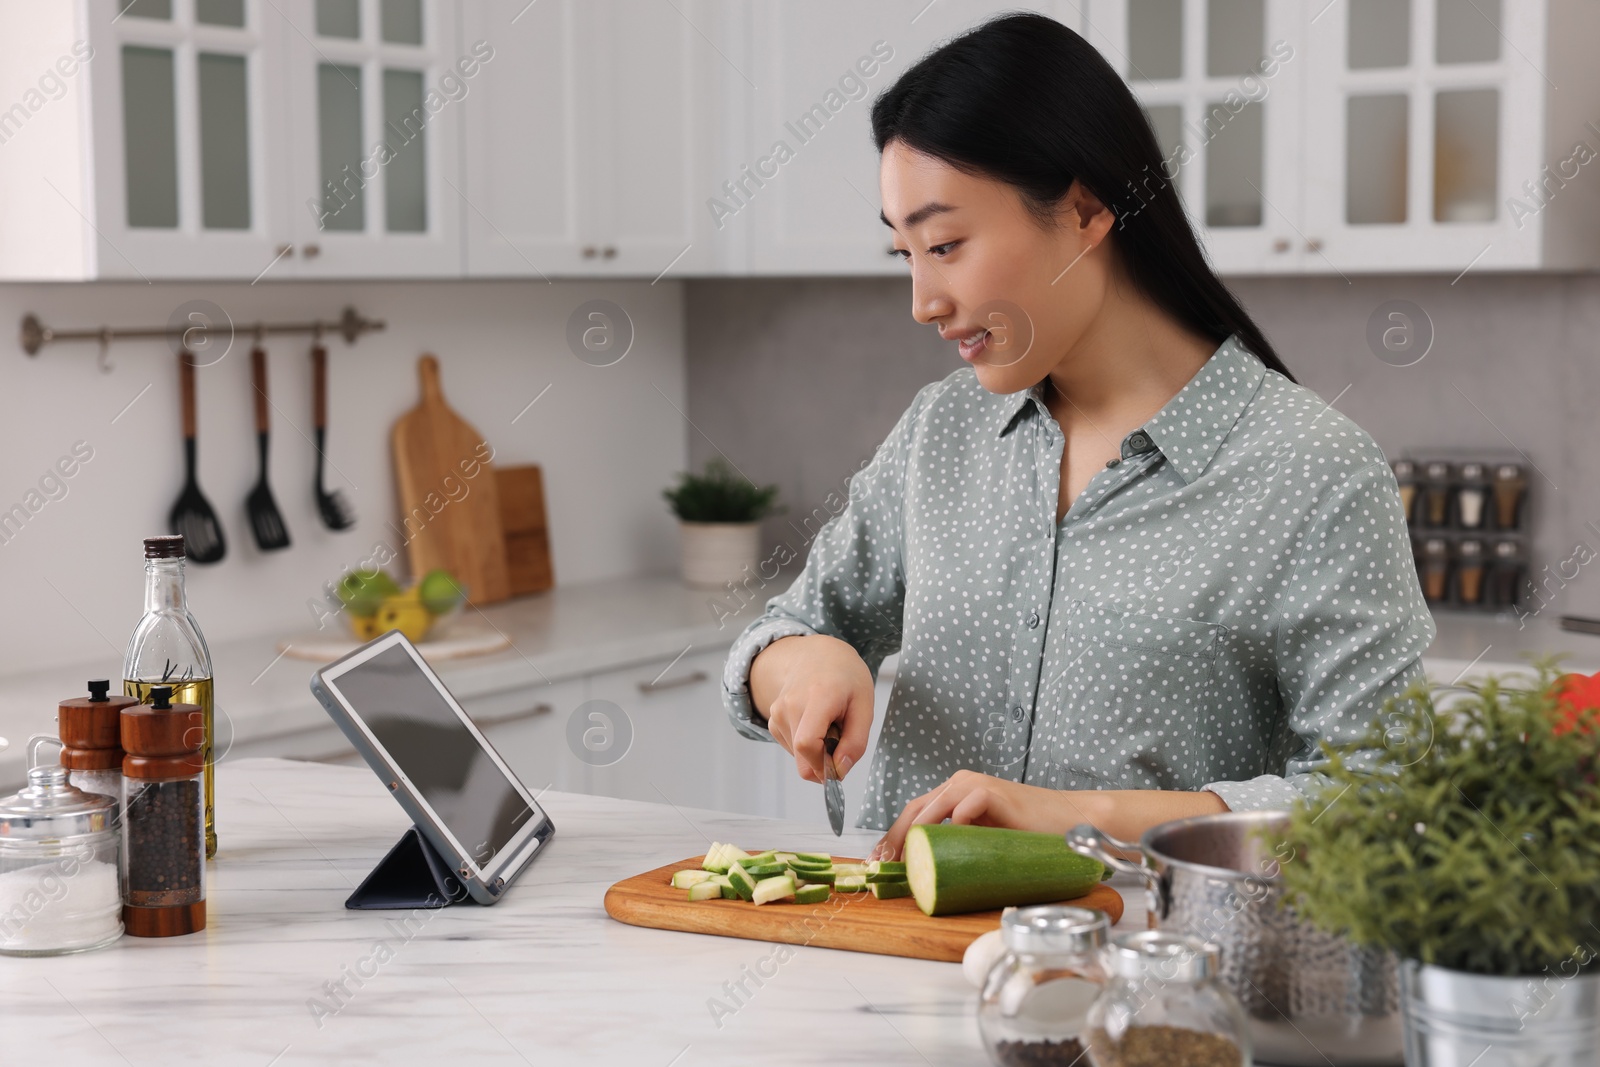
<box><xmin>310</xmin><ymin>630</ymin><xmax>554</xmax><ymax>904</ymax></box>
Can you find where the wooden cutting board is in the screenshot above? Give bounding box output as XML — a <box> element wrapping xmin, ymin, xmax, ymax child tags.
<box><xmin>496</xmin><ymin>465</ymin><xmax>554</xmax><ymax>596</ymax></box>
<box><xmin>604</xmin><ymin>855</ymin><xmax>1124</xmax><ymax>963</ymax></box>
<box><xmin>392</xmin><ymin>355</ymin><xmax>511</xmax><ymax>605</ymax></box>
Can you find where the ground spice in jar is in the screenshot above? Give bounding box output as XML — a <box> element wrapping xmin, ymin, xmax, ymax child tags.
<box><xmin>993</xmin><ymin>1036</ymin><xmax>1088</xmax><ymax>1065</ymax></box>
<box><xmin>124</xmin><ymin>778</ymin><xmax>202</xmax><ymax>906</ymax></box>
<box><xmin>1085</xmin><ymin>1025</ymin><xmax>1242</xmax><ymax>1067</ymax></box>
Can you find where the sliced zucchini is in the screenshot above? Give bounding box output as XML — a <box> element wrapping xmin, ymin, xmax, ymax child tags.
<box><xmin>727</xmin><ymin>862</ymin><xmax>757</xmax><ymax>901</ymax></box>
<box><xmin>866</xmin><ymin>860</ymin><xmax>906</xmax><ymax>877</ymax></box>
<box><xmin>720</xmin><ymin>883</ymin><xmax>741</xmax><ymax>900</ymax></box>
<box><xmin>868</xmin><ymin>880</ymin><xmax>912</xmax><ymax>900</ymax></box>
<box><xmin>835</xmin><ymin>875</ymin><xmax>868</xmax><ymax>892</ymax></box>
<box><xmin>793</xmin><ymin>883</ymin><xmax>831</xmax><ymax>905</ymax></box>
<box><xmin>672</xmin><ymin>870</ymin><xmax>716</xmax><ymax>889</ymax></box>
<box><xmin>687</xmin><ymin>880</ymin><xmax>724</xmax><ymax>901</ymax></box>
<box><xmin>752</xmin><ymin>874</ymin><xmax>796</xmax><ymax>905</ymax></box>
<box><xmin>791</xmin><ymin>868</ymin><xmax>837</xmax><ymax>885</ymax></box>
<box><xmin>742</xmin><ymin>861</ymin><xmax>788</xmax><ymax>877</ymax></box>
<box><xmin>793</xmin><ymin>851</ymin><xmax>832</xmax><ymax>864</ymax></box>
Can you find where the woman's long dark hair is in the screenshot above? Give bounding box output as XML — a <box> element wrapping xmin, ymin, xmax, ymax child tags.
<box><xmin>870</xmin><ymin>12</ymin><xmax>1295</xmax><ymax>383</ymax></box>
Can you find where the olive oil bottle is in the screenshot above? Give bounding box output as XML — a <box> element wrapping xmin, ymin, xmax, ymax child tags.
<box><xmin>124</xmin><ymin>535</ymin><xmax>217</xmax><ymax>858</ymax></box>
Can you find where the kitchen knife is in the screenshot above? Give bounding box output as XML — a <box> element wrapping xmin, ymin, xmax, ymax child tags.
<box><xmin>823</xmin><ymin>722</ymin><xmax>845</xmax><ymax>837</ymax></box>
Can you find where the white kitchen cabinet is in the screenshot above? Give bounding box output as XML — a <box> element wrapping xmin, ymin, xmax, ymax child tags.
<box><xmin>0</xmin><ymin>0</ymin><xmax>462</xmax><ymax>281</ymax></box>
<box><xmin>583</xmin><ymin>648</ymin><xmax>747</xmax><ymax>813</ymax></box>
<box><xmin>740</xmin><ymin>1</ymin><xmax>1090</xmax><ymax>276</ymax></box>
<box><xmin>462</xmin><ymin>675</ymin><xmax>590</xmax><ymax>797</ymax></box>
<box><xmin>1090</xmin><ymin>0</ymin><xmax>1600</xmax><ymax>274</ymax></box>
<box><xmin>459</xmin><ymin>0</ymin><xmax>742</xmax><ymax>279</ymax></box>
<box><xmin>278</xmin><ymin>0</ymin><xmax>464</xmax><ymax>277</ymax></box>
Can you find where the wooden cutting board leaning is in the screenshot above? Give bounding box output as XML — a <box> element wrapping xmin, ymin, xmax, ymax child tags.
<box><xmin>496</xmin><ymin>464</ymin><xmax>554</xmax><ymax>596</ymax></box>
<box><xmin>604</xmin><ymin>855</ymin><xmax>1125</xmax><ymax>963</ymax></box>
<box><xmin>392</xmin><ymin>355</ymin><xmax>512</xmax><ymax>605</ymax></box>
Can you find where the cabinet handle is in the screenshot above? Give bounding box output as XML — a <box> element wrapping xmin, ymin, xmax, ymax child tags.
<box><xmin>637</xmin><ymin>669</ymin><xmax>709</xmax><ymax>694</ymax></box>
<box><xmin>1271</xmin><ymin>238</ymin><xmax>1290</xmax><ymax>253</ymax></box>
<box><xmin>472</xmin><ymin>702</ymin><xmax>554</xmax><ymax>729</ymax></box>
<box><xmin>602</xmin><ymin>246</ymin><xmax>617</xmax><ymax>259</ymax></box>
<box><xmin>582</xmin><ymin>246</ymin><xmax>598</xmax><ymax>258</ymax></box>
<box><xmin>1305</xmin><ymin>238</ymin><xmax>1324</xmax><ymax>253</ymax></box>
<box><xmin>302</xmin><ymin>243</ymin><xmax>321</xmax><ymax>259</ymax></box>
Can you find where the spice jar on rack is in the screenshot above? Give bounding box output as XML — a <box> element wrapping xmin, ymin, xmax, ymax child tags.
<box><xmin>978</xmin><ymin>905</ymin><xmax>1111</xmax><ymax>1066</ymax></box>
<box><xmin>0</xmin><ymin>765</ymin><xmax>123</xmax><ymax>956</ymax></box>
<box><xmin>1084</xmin><ymin>930</ymin><xmax>1250</xmax><ymax>1067</ymax></box>
<box><xmin>121</xmin><ymin>685</ymin><xmax>206</xmax><ymax>937</ymax></box>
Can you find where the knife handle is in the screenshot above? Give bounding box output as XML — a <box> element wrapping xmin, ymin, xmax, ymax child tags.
<box><xmin>823</xmin><ymin>722</ymin><xmax>841</xmax><ymax>757</ymax></box>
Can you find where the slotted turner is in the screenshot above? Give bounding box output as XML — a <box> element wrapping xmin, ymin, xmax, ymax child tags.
<box><xmin>246</xmin><ymin>345</ymin><xmax>291</xmax><ymax>551</ymax></box>
<box><xmin>169</xmin><ymin>351</ymin><xmax>226</xmax><ymax>564</ymax></box>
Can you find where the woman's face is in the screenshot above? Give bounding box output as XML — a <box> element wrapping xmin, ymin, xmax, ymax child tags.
<box><xmin>879</xmin><ymin>140</ymin><xmax>1116</xmax><ymax>394</ymax></box>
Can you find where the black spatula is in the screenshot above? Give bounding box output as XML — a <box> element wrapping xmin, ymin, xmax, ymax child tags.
<box><xmin>246</xmin><ymin>345</ymin><xmax>291</xmax><ymax>551</ymax></box>
<box><xmin>310</xmin><ymin>343</ymin><xmax>354</xmax><ymax>531</ymax></box>
<box><xmin>169</xmin><ymin>351</ymin><xmax>226</xmax><ymax>564</ymax></box>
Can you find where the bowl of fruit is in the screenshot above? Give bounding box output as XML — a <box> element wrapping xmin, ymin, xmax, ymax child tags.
<box><xmin>335</xmin><ymin>567</ymin><xmax>467</xmax><ymax>643</ymax></box>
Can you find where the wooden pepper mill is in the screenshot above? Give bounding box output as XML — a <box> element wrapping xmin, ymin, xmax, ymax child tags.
<box><xmin>57</xmin><ymin>679</ymin><xmax>138</xmax><ymax>809</ymax></box>
<box><xmin>121</xmin><ymin>685</ymin><xmax>207</xmax><ymax>937</ymax></box>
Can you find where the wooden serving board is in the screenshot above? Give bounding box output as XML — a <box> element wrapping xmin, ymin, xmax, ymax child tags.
<box><xmin>495</xmin><ymin>464</ymin><xmax>553</xmax><ymax>596</ymax></box>
<box><xmin>604</xmin><ymin>855</ymin><xmax>1124</xmax><ymax>963</ymax></box>
<box><xmin>392</xmin><ymin>355</ymin><xmax>511</xmax><ymax>605</ymax></box>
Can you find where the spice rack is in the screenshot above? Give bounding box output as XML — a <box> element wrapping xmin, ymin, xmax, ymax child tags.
<box><xmin>1392</xmin><ymin>452</ymin><xmax>1531</xmax><ymax>614</ymax></box>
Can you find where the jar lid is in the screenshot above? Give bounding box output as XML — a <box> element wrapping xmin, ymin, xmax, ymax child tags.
<box><xmin>1105</xmin><ymin>930</ymin><xmax>1219</xmax><ymax>981</ymax></box>
<box><xmin>1001</xmin><ymin>904</ymin><xmax>1109</xmax><ymax>955</ymax></box>
<box><xmin>0</xmin><ymin>765</ymin><xmax>116</xmax><ymax>839</ymax></box>
<box><xmin>144</xmin><ymin>534</ymin><xmax>186</xmax><ymax>559</ymax></box>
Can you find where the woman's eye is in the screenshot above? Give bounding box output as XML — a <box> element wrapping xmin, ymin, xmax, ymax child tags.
<box><xmin>888</xmin><ymin>247</ymin><xmax>910</xmax><ymax>261</ymax></box>
<box><xmin>927</xmin><ymin>241</ymin><xmax>959</xmax><ymax>257</ymax></box>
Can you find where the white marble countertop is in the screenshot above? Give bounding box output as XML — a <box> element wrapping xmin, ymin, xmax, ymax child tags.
<box><xmin>1</xmin><ymin>757</ymin><xmax>1141</xmax><ymax>1066</ymax></box>
<box><xmin>0</xmin><ymin>574</ymin><xmax>767</xmax><ymax>788</ymax></box>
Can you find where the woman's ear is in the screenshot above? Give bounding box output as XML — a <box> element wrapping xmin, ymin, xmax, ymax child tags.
<box><xmin>1061</xmin><ymin>179</ymin><xmax>1116</xmax><ymax>249</ymax></box>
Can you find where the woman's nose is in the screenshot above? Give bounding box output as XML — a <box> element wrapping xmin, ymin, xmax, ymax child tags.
<box><xmin>911</xmin><ymin>264</ymin><xmax>954</xmax><ymax>325</ymax></box>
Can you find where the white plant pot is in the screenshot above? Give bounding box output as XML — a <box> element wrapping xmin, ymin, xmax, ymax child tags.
<box><xmin>678</xmin><ymin>520</ymin><xmax>761</xmax><ymax>590</ymax></box>
<box><xmin>1401</xmin><ymin>959</ymin><xmax>1600</xmax><ymax>1066</ymax></box>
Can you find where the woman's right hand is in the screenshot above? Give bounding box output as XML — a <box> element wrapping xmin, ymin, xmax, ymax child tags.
<box><xmin>748</xmin><ymin>634</ymin><xmax>874</xmax><ymax>785</ymax></box>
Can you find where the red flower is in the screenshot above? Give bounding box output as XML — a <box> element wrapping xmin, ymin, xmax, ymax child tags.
<box><xmin>1551</xmin><ymin>672</ymin><xmax>1600</xmax><ymax>737</ymax></box>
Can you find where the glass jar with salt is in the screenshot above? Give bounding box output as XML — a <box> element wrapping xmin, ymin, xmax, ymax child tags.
<box><xmin>0</xmin><ymin>765</ymin><xmax>123</xmax><ymax>956</ymax></box>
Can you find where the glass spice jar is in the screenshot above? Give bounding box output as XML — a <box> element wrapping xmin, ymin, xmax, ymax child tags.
<box><xmin>979</xmin><ymin>905</ymin><xmax>1111</xmax><ymax>1066</ymax></box>
<box><xmin>121</xmin><ymin>685</ymin><xmax>206</xmax><ymax>938</ymax></box>
<box><xmin>1085</xmin><ymin>931</ymin><xmax>1250</xmax><ymax>1067</ymax></box>
<box><xmin>0</xmin><ymin>765</ymin><xmax>123</xmax><ymax>956</ymax></box>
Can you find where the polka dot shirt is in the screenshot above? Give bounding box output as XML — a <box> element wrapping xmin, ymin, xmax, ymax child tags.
<box><xmin>721</xmin><ymin>335</ymin><xmax>1436</xmax><ymax>831</ymax></box>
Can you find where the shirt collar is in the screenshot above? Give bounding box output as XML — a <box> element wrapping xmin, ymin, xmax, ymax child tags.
<box><xmin>994</xmin><ymin>333</ymin><xmax>1267</xmax><ymax>485</ymax></box>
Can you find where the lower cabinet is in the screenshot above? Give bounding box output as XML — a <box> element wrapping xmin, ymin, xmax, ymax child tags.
<box><xmin>465</xmin><ymin>676</ymin><xmax>590</xmax><ymax>798</ymax></box>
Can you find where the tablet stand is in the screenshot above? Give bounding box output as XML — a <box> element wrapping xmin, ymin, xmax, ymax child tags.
<box><xmin>345</xmin><ymin>825</ymin><xmax>479</xmax><ymax>910</ymax></box>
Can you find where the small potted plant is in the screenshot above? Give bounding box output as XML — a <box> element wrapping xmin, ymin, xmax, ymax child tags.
<box><xmin>662</xmin><ymin>457</ymin><xmax>781</xmax><ymax>589</ymax></box>
<box><xmin>1282</xmin><ymin>660</ymin><xmax>1600</xmax><ymax>1066</ymax></box>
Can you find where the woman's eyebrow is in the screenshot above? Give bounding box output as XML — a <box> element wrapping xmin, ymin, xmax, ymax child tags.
<box><xmin>879</xmin><ymin>201</ymin><xmax>957</xmax><ymax>229</ymax></box>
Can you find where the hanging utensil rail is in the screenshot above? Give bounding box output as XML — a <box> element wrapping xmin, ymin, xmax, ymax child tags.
<box><xmin>18</xmin><ymin>305</ymin><xmax>385</xmax><ymax>358</ymax></box>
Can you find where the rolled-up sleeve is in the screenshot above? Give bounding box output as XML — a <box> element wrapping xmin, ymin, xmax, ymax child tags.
<box><xmin>720</xmin><ymin>381</ymin><xmax>941</xmax><ymax>743</ymax></box>
<box><xmin>1204</xmin><ymin>459</ymin><xmax>1436</xmax><ymax>811</ymax></box>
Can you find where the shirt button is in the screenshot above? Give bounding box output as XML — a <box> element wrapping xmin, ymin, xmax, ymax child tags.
<box><xmin>1026</xmin><ymin>611</ymin><xmax>1040</xmax><ymax>629</ymax></box>
<box><xmin>1105</xmin><ymin>458</ymin><xmax>1121</xmax><ymax>469</ymax></box>
<box><xmin>1127</xmin><ymin>432</ymin><xmax>1152</xmax><ymax>453</ymax></box>
<box><xmin>1011</xmin><ymin>705</ymin><xmax>1026</xmax><ymax>723</ymax></box>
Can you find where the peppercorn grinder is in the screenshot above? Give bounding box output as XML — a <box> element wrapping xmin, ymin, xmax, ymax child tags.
<box><xmin>121</xmin><ymin>685</ymin><xmax>206</xmax><ymax>937</ymax></box>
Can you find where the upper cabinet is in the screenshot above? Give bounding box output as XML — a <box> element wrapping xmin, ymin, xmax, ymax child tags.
<box><xmin>3</xmin><ymin>0</ymin><xmax>1596</xmax><ymax>280</ymax></box>
<box><xmin>0</xmin><ymin>0</ymin><xmax>460</xmax><ymax>281</ymax></box>
<box><xmin>459</xmin><ymin>0</ymin><xmax>741</xmax><ymax>279</ymax></box>
<box><xmin>1089</xmin><ymin>0</ymin><xmax>1600</xmax><ymax>274</ymax></box>
<box><xmin>741</xmin><ymin>0</ymin><xmax>1090</xmax><ymax>276</ymax></box>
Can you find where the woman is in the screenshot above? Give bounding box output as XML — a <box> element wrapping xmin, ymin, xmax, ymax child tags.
<box><xmin>720</xmin><ymin>14</ymin><xmax>1433</xmax><ymax>860</ymax></box>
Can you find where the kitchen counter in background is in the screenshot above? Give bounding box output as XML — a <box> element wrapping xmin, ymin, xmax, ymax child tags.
<box><xmin>1</xmin><ymin>757</ymin><xmax>1128</xmax><ymax>1066</ymax></box>
<box><xmin>2</xmin><ymin>572</ymin><xmax>1596</xmax><ymax>799</ymax></box>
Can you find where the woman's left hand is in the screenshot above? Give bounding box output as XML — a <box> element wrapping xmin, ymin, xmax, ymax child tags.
<box><xmin>867</xmin><ymin>771</ymin><xmax>1229</xmax><ymax>861</ymax></box>
<box><xmin>868</xmin><ymin>770</ymin><xmax>1105</xmax><ymax>861</ymax></box>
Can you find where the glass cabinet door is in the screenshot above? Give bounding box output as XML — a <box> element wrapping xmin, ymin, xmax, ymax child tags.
<box><xmin>1301</xmin><ymin>0</ymin><xmax>1545</xmax><ymax>272</ymax></box>
<box><xmin>1082</xmin><ymin>0</ymin><xmax>1306</xmax><ymax>274</ymax></box>
<box><xmin>283</xmin><ymin>0</ymin><xmax>462</xmax><ymax>276</ymax></box>
<box><xmin>88</xmin><ymin>0</ymin><xmax>285</xmax><ymax>278</ymax></box>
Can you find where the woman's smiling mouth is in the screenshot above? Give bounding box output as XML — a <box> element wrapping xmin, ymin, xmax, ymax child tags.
<box><xmin>948</xmin><ymin>328</ymin><xmax>992</xmax><ymax>362</ymax></box>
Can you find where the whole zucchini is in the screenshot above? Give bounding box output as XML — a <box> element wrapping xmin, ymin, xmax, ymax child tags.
<box><xmin>904</xmin><ymin>824</ymin><xmax>1110</xmax><ymax>916</ymax></box>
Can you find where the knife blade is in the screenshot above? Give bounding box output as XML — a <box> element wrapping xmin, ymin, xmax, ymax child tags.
<box><xmin>823</xmin><ymin>722</ymin><xmax>845</xmax><ymax>836</ymax></box>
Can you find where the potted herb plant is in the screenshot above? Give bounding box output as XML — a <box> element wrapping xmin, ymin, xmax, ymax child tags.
<box><xmin>1282</xmin><ymin>660</ymin><xmax>1600</xmax><ymax>1066</ymax></box>
<box><xmin>662</xmin><ymin>457</ymin><xmax>781</xmax><ymax>589</ymax></box>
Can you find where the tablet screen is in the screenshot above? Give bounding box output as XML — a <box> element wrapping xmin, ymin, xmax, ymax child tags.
<box><xmin>327</xmin><ymin>642</ymin><xmax>535</xmax><ymax>867</ymax></box>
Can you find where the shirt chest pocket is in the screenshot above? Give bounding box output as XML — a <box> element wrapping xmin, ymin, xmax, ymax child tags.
<box><xmin>1058</xmin><ymin>599</ymin><xmax>1228</xmax><ymax>737</ymax></box>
